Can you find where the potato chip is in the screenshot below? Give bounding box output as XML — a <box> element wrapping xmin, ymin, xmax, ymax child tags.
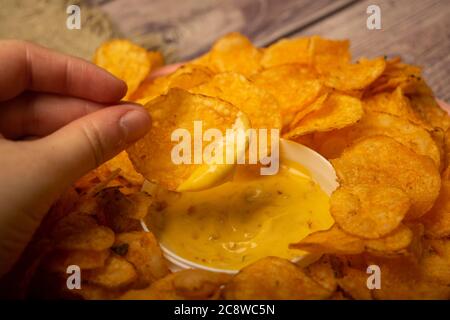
<box><xmin>303</xmin><ymin>255</ymin><xmax>337</xmax><ymax>295</ymax></box>
<box><xmin>208</xmin><ymin>32</ymin><xmax>262</xmax><ymax>76</ymax></box>
<box><xmin>284</xmin><ymin>93</ymin><xmax>363</xmax><ymax>138</ymax></box>
<box><xmin>329</xmin><ymin>291</ymin><xmax>351</xmax><ymax>300</ymax></box>
<box><xmin>120</xmin><ymin>270</ymin><xmax>231</xmax><ymax>300</ymax></box>
<box><xmin>190</xmin><ymin>72</ymin><xmax>281</xmax><ymax>130</ymax></box>
<box><xmin>410</xmin><ymin>94</ymin><xmax>450</xmax><ymax>131</ymax></box>
<box><xmin>105</xmin><ymin>212</ymin><xmax>142</xmax><ymax>233</ymax></box>
<box><xmin>115</xmin><ymin>231</ymin><xmax>170</xmax><ymax>287</ymax></box>
<box><xmin>290</xmin><ymin>225</ymin><xmax>365</xmax><ymax>255</ymax></box>
<box><xmin>174</xmin><ymin>109</ymin><xmax>250</xmax><ymax>192</ymax></box>
<box><xmin>74</xmin><ymin>165</ymin><xmax>118</xmax><ymax>194</ymax></box>
<box><xmin>322</xmin><ymin>111</ymin><xmax>441</xmax><ymax>168</ymax></box>
<box><xmin>85</xmin><ymin>254</ymin><xmax>137</xmax><ymax>289</ymax></box>
<box><xmin>339</xmin><ymin>249</ymin><xmax>370</xmax><ymax>268</ymax></box>
<box><xmin>224</xmin><ymin>257</ymin><xmax>331</xmax><ymax>300</ymax></box>
<box><xmin>314</xmin><ymin>110</ymin><xmax>442</xmax><ymax>166</ymax></box>
<box><xmin>290</xmin><ymin>133</ymin><xmax>315</xmax><ymax>151</ymax></box>
<box><xmin>336</xmin><ymin>266</ymin><xmax>373</xmax><ymax>300</ymax></box>
<box><xmin>444</xmin><ymin>128</ymin><xmax>450</xmax><ymax>168</ymax></box>
<box><xmin>358</xmin><ymin>112</ymin><xmax>440</xmax><ymax>167</ymax></box>
<box><xmin>364</xmin><ymin>224</ymin><xmax>414</xmax><ymax>255</ymax></box>
<box><xmin>42</xmin><ymin>249</ymin><xmax>110</xmax><ymax>273</ymax></box>
<box><xmin>85</xmin><ymin>167</ymin><xmax>129</xmax><ymax>196</ymax></box>
<box><xmin>430</xmin><ymin>127</ymin><xmax>446</xmax><ymax>171</ymax></box>
<box><xmin>331</xmin><ymin>136</ymin><xmax>441</xmax><ymax>219</ymax></box>
<box><xmin>127</xmin><ymin>88</ymin><xmax>240</xmax><ymax>191</ymax></box>
<box><xmin>330</xmin><ymin>184</ymin><xmax>410</xmax><ymax>239</ymax></box>
<box><xmin>420</xmin><ymin>239</ymin><xmax>450</xmax><ymax>285</ymax></box>
<box><xmin>402</xmin><ymin>223</ymin><xmax>425</xmax><ymax>261</ymax></box>
<box><xmin>171</xmin><ymin>270</ymin><xmax>231</xmax><ymax>299</ymax></box>
<box><xmin>131</xmin><ymin>78</ymin><xmax>166</xmax><ymax>104</ymax></box>
<box><xmin>132</xmin><ymin>64</ymin><xmax>214</xmax><ymax>104</ymax></box>
<box><xmin>97</xmin><ymin>187</ymin><xmax>151</xmax><ymax>221</ymax></box>
<box><xmin>291</xmin><ymin>223</ymin><xmax>415</xmax><ymax>256</ymax></box>
<box><xmin>93</xmin><ymin>39</ymin><xmax>151</xmax><ymax>99</ymax></box>
<box><xmin>74</xmin><ymin>283</ymin><xmax>121</xmax><ymax>300</ymax></box>
<box><xmin>310</xmin><ymin>36</ymin><xmax>351</xmax><ymax>69</ymax></box>
<box><xmin>311</xmin><ymin>127</ymin><xmax>352</xmax><ymax>159</ymax></box>
<box><xmin>261</xmin><ymin>37</ymin><xmax>311</xmax><ymax>68</ymax></box>
<box><xmin>147</xmin><ymin>51</ymin><xmax>164</xmax><ymax>69</ymax></box>
<box><xmin>93</xmin><ymin>187</ymin><xmax>140</xmax><ymax>233</ymax></box>
<box><xmin>320</xmin><ymin>57</ymin><xmax>386</xmax><ymax>92</ymax></box>
<box><xmin>363</xmin><ymin>87</ymin><xmax>429</xmax><ymax>128</ymax></box>
<box><xmin>367</xmin><ymin>58</ymin><xmax>431</xmax><ymax>96</ymax></box>
<box><xmin>420</xmin><ymin>166</ymin><xmax>450</xmax><ymax>238</ymax></box>
<box><xmin>51</xmin><ymin>213</ymin><xmax>115</xmax><ymax>251</ymax></box>
<box><xmin>250</xmin><ymin>64</ymin><xmax>323</xmax><ymax>125</ymax></box>
<box><xmin>366</xmin><ymin>255</ymin><xmax>450</xmax><ymax>300</ymax></box>
<box><xmin>288</xmin><ymin>94</ymin><xmax>330</xmax><ymax>131</ymax></box>
<box><xmin>164</xmin><ymin>64</ymin><xmax>214</xmax><ymax>89</ymax></box>
<box><xmin>190</xmin><ymin>51</ymin><xmax>212</xmax><ymax>67</ymax></box>
<box><xmin>125</xmin><ymin>192</ymin><xmax>153</xmax><ymax>220</ymax></box>
<box><xmin>103</xmin><ymin>151</ymin><xmax>144</xmax><ymax>185</ymax></box>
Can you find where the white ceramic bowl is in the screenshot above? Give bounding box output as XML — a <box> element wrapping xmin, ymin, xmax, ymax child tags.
<box><xmin>141</xmin><ymin>138</ymin><xmax>339</xmax><ymax>274</ymax></box>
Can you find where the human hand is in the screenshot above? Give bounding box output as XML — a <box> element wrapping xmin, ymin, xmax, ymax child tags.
<box><xmin>0</xmin><ymin>40</ymin><xmax>151</xmax><ymax>276</ymax></box>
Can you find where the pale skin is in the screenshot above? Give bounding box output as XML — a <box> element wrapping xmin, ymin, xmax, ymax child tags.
<box><xmin>0</xmin><ymin>40</ymin><xmax>152</xmax><ymax>277</ymax></box>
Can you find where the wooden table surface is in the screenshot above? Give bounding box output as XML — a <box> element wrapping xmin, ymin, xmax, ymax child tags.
<box><xmin>2</xmin><ymin>0</ymin><xmax>447</xmax><ymax>99</ymax></box>
<box><xmin>88</xmin><ymin>0</ymin><xmax>449</xmax><ymax>101</ymax></box>
<box><xmin>1</xmin><ymin>0</ymin><xmax>448</xmax><ymax>100</ymax></box>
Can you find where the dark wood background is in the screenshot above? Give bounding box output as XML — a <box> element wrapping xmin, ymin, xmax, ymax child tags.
<box><xmin>87</xmin><ymin>0</ymin><xmax>449</xmax><ymax>101</ymax></box>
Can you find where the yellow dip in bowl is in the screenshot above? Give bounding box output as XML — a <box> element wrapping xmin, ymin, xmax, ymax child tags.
<box><xmin>142</xmin><ymin>139</ymin><xmax>338</xmax><ymax>273</ymax></box>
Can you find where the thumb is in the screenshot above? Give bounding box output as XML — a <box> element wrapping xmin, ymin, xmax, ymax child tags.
<box><xmin>37</xmin><ymin>104</ymin><xmax>151</xmax><ymax>190</ymax></box>
<box><xmin>0</xmin><ymin>104</ymin><xmax>151</xmax><ymax>276</ymax></box>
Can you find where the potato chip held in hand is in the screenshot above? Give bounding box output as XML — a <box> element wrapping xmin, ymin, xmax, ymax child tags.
<box><xmin>127</xmin><ymin>88</ymin><xmax>242</xmax><ymax>191</ymax></box>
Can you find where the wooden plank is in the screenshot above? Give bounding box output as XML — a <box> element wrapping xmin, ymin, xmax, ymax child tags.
<box><xmin>289</xmin><ymin>0</ymin><xmax>450</xmax><ymax>101</ymax></box>
<box><xmin>0</xmin><ymin>0</ymin><xmax>117</xmax><ymax>61</ymax></box>
<box><xmin>89</xmin><ymin>0</ymin><xmax>358</xmax><ymax>61</ymax></box>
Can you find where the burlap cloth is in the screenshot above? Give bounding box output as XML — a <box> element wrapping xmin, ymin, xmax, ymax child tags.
<box><xmin>0</xmin><ymin>0</ymin><xmax>118</xmax><ymax>61</ymax></box>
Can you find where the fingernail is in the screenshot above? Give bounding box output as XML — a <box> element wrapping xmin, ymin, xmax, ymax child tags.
<box><xmin>119</xmin><ymin>108</ymin><xmax>151</xmax><ymax>143</ymax></box>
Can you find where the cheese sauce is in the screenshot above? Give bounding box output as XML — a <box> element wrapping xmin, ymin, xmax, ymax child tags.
<box><xmin>146</xmin><ymin>161</ymin><xmax>333</xmax><ymax>271</ymax></box>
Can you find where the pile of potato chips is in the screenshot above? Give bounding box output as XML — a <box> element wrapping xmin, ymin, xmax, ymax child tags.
<box><xmin>2</xmin><ymin>33</ymin><xmax>449</xmax><ymax>300</ymax></box>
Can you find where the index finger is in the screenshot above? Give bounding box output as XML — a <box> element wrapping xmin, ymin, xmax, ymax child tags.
<box><xmin>0</xmin><ymin>40</ymin><xmax>127</xmax><ymax>102</ymax></box>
